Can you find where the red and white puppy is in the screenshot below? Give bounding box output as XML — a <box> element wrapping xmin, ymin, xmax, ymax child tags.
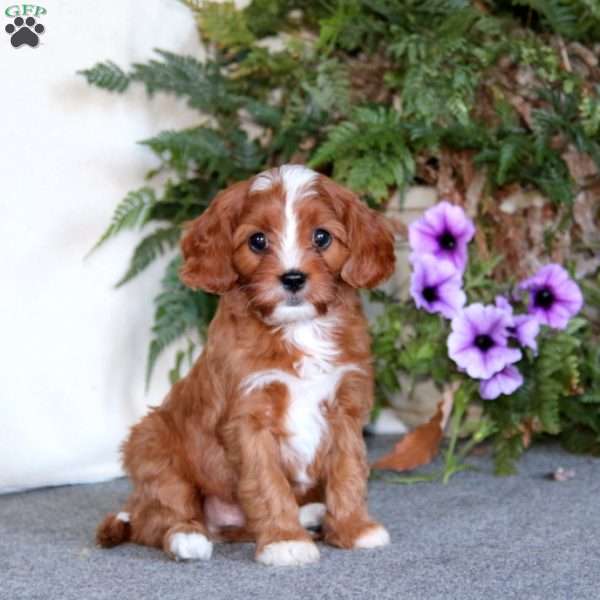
<box><xmin>97</xmin><ymin>165</ymin><xmax>396</xmax><ymax>566</ymax></box>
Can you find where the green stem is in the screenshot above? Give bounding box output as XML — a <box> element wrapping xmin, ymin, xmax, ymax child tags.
<box><xmin>442</xmin><ymin>383</ymin><xmax>470</xmax><ymax>484</ymax></box>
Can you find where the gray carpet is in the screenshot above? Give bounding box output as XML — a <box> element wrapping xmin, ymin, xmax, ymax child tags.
<box><xmin>1</xmin><ymin>437</ymin><xmax>600</xmax><ymax>600</ymax></box>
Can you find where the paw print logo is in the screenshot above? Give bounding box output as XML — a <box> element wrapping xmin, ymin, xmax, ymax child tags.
<box><xmin>5</xmin><ymin>16</ymin><xmax>45</xmax><ymax>48</ymax></box>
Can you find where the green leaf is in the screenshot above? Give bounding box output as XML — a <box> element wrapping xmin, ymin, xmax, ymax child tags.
<box><xmin>197</xmin><ymin>1</ymin><xmax>255</xmax><ymax>50</ymax></box>
<box><xmin>140</xmin><ymin>127</ymin><xmax>229</xmax><ymax>174</ymax></box>
<box><xmin>130</xmin><ymin>50</ymin><xmax>242</xmax><ymax>115</ymax></box>
<box><xmin>493</xmin><ymin>434</ymin><xmax>523</xmax><ymax>476</ymax></box>
<box><xmin>511</xmin><ymin>0</ymin><xmax>600</xmax><ymax>41</ymax></box>
<box><xmin>310</xmin><ymin>106</ymin><xmax>414</xmax><ymax>201</ymax></box>
<box><xmin>168</xmin><ymin>339</ymin><xmax>197</xmax><ymax>385</ymax></box>
<box><xmin>146</xmin><ymin>257</ymin><xmax>218</xmax><ymax>386</ymax></box>
<box><xmin>116</xmin><ymin>226</ymin><xmax>181</xmax><ymax>287</ymax></box>
<box><xmin>78</xmin><ymin>61</ymin><xmax>130</xmax><ymax>92</ymax></box>
<box><xmin>89</xmin><ymin>188</ymin><xmax>157</xmax><ymax>253</ymax></box>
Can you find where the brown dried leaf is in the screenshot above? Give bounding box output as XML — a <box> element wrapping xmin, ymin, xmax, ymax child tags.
<box><xmin>371</xmin><ymin>399</ymin><xmax>449</xmax><ymax>472</ymax></box>
<box><xmin>348</xmin><ymin>52</ymin><xmax>393</xmax><ymax>104</ymax></box>
<box><xmin>465</xmin><ymin>168</ymin><xmax>487</xmax><ymax>216</ymax></box>
<box><xmin>436</xmin><ymin>150</ymin><xmax>463</xmax><ymax>204</ymax></box>
<box><xmin>506</xmin><ymin>90</ymin><xmax>535</xmax><ymax>128</ymax></box>
<box><xmin>481</xmin><ymin>185</ymin><xmax>557</xmax><ymax>279</ymax></box>
<box><xmin>519</xmin><ymin>417</ymin><xmax>542</xmax><ymax>448</ymax></box>
<box><xmin>562</xmin><ymin>146</ymin><xmax>599</xmax><ymax>184</ymax></box>
<box><xmin>573</xmin><ymin>190</ymin><xmax>600</xmax><ymax>248</ymax></box>
<box><xmin>568</xmin><ymin>42</ymin><xmax>598</xmax><ymax>68</ymax></box>
<box><xmin>484</xmin><ymin>197</ymin><xmax>532</xmax><ymax>278</ymax></box>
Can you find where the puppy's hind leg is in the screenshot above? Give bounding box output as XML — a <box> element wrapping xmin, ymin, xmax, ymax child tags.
<box><xmin>121</xmin><ymin>410</ymin><xmax>213</xmax><ymax>561</ymax></box>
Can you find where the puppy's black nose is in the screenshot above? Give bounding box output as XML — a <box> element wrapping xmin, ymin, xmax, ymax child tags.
<box><xmin>280</xmin><ymin>270</ymin><xmax>307</xmax><ymax>292</ymax></box>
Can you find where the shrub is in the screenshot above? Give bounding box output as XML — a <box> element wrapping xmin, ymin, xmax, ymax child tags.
<box><xmin>81</xmin><ymin>0</ymin><xmax>600</xmax><ymax>474</ymax></box>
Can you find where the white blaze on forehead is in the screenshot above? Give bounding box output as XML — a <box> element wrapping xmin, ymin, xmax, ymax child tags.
<box><xmin>250</xmin><ymin>170</ymin><xmax>276</xmax><ymax>192</ymax></box>
<box><xmin>279</xmin><ymin>165</ymin><xmax>317</xmax><ymax>270</ymax></box>
<box><xmin>249</xmin><ymin>165</ymin><xmax>318</xmax><ymax>270</ymax></box>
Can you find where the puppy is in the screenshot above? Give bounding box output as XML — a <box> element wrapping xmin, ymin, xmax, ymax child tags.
<box><xmin>97</xmin><ymin>165</ymin><xmax>396</xmax><ymax>566</ymax></box>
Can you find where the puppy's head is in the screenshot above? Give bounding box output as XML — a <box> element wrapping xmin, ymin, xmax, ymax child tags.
<box><xmin>181</xmin><ymin>165</ymin><xmax>395</xmax><ymax>325</ymax></box>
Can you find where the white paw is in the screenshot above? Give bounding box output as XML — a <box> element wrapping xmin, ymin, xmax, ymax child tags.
<box><xmin>256</xmin><ymin>540</ymin><xmax>320</xmax><ymax>566</ymax></box>
<box><xmin>299</xmin><ymin>503</ymin><xmax>326</xmax><ymax>529</ymax></box>
<box><xmin>354</xmin><ymin>525</ymin><xmax>390</xmax><ymax>549</ymax></box>
<box><xmin>116</xmin><ymin>512</ymin><xmax>130</xmax><ymax>523</ymax></box>
<box><xmin>168</xmin><ymin>532</ymin><xmax>213</xmax><ymax>561</ymax></box>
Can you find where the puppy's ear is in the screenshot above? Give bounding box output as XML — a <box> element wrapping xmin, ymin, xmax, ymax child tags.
<box><xmin>180</xmin><ymin>179</ymin><xmax>249</xmax><ymax>294</ymax></box>
<box><xmin>320</xmin><ymin>176</ymin><xmax>396</xmax><ymax>289</ymax></box>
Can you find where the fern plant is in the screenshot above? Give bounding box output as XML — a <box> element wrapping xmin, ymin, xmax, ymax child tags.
<box><xmin>81</xmin><ymin>0</ymin><xmax>600</xmax><ymax>472</ymax></box>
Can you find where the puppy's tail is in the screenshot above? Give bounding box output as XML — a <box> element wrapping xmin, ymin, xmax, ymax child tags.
<box><xmin>96</xmin><ymin>511</ymin><xmax>132</xmax><ymax>548</ymax></box>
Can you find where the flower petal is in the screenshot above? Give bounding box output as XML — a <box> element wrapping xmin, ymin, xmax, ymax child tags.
<box><xmin>513</xmin><ymin>315</ymin><xmax>540</xmax><ymax>352</ymax></box>
<box><xmin>545</xmin><ymin>264</ymin><xmax>570</xmax><ymax>287</ymax></box>
<box><xmin>544</xmin><ymin>303</ymin><xmax>572</xmax><ymax>330</ymax></box>
<box><xmin>444</xmin><ymin>203</ymin><xmax>475</xmax><ymax>240</ymax></box>
<box><xmin>495</xmin><ymin>295</ymin><xmax>513</xmax><ymax>314</ymax></box>
<box><xmin>554</xmin><ymin>280</ymin><xmax>583</xmax><ymax>313</ymax></box>
<box><xmin>480</xmin><ymin>365</ymin><xmax>524</xmax><ymax>400</ymax></box>
<box><xmin>408</xmin><ymin>222</ymin><xmax>439</xmax><ymax>254</ymax></box>
<box><xmin>453</xmin><ymin>346</ymin><xmax>488</xmax><ymax>379</ymax></box>
<box><xmin>482</xmin><ymin>346</ymin><xmax>522</xmax><ymax>379</ymax></box>
<box><xmin>436</xmin><ymin>282</ymin><xmax>466</xmax><ymax>318</ymax></box>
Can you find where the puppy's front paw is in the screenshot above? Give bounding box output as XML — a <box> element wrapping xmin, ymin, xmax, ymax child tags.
<box><xmin>256</xmin><ymin>540</ymin><xmax>320</xmax><ymax>566</ymax></box>
<box><xmin>353</xmin><ymin>525</ymin><xmax>390</xmax><ymax>549</ymax></box>
<box><xmin>168</xmin><ymin>532</ymin><xmax>213</xmax><ymax>561</ymax></box>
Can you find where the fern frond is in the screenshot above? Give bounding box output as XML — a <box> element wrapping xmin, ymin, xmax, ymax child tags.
<box><xmin>196</xmin><ymin>1</ymin><xmax>255</xmax><ymax>50</ymax></box>
<box><xmin>310</xmin><ymin>106</ymin><xmax>413</xmax><ymax>200</ymax></box>
<box><xmin>78</xmin><ymin>61</ymin><xmax>130</xmax><ymax>92</ymax></box>
<box><xmin>146</xmin><ymin>257</ymin><xmax>218</xmax><ymax>385</ymax></box>
<box><xmin>580</xmin><ymin>87</ymin><xmax>600</xmax><ymax>137</ymax></box>
<box><xmin>493</xmin><ymin>433</ymin><xmax>523</xmax><ymax>476</ymax></box>
<box><xmin>511</xmin><ymin>0</ymin><xmax>600</xmax><ymax>40</ymax></box>
<box><xmin>511</xmin><ymin>0</ymin><xmax>578</xmax><ymax>37</ymax></box>
<box><xmin>309</xmin><ymin>121</ymin><xmax>357</xmax><ymax>167</ymax></box>
<box><xmin>229</xmin><ymin>130</ymin><xmax>265</xmax><ymax>173</ymax></box>
<box><xmin>318</xmin><ymin>0</ymin><xmax>385</xmax><ymax>53</ymax></box>
<box><xmin>534</xmin><ymin>331</ymin><xmax>581</xmax><ymax>434</ymax></box>
<box><xmin>90</xmin><ymin>188</ymin><xmax>157</xmax><ymax>253</ymax></box>
<box><xmin>130</xmin><ymin>50</ymin><xmax>241</xmax><ymax>114</ymax></box>
<box><xmin>302</xmin><ymin>59</ymin><xmax>351</xmax><ymax>117</ymax></box>
<box><xmin>116</xmin><ymin>226</ymin><xmax>181</xmax><ymax>287</ymax></box>
<box><xmin>178</xmin><ymin>0</ymin><xmax>202</xmax><ymax>12</ymax></box>
<box><xmin>140</xmin><ymin>127</ymin><xmax>229</xmax><ymax>174</ymax></box>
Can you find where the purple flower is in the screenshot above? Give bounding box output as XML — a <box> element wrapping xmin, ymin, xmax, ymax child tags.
<box><xmin>495</xmin><ymin>296</ymin><xmax>540</xmax><ymax>352</ymax></box>
<box><xmin>447</xmin><ymin>303</ymin><xmax>522</xmax><ymax>380</ymax></box>
<box><xmin>519</xmin><ymin>264</ymin><xmax>583</xmax><ymax>330</ymax></box>
<box><xmin>495</xmin><ymin>295</ymin><xmax>512</xmax><ymax>313</ymax></box>
<box><xmin>513</xmin><ymin>315</ymin><xmax>540</xmax><ymax>352</ymax></box>
<box><xmin>410</xmin><ymin>255</ymin><xmax>466</xmax><ymax>319</ymax></box>
<box><xmin>409</xmin><ymin>201</ymin><xmax>475</xmax><ymax>271</ymax></box>
<box><xmin>480</xmin><ymin>365</ymin><xmax>524</xmax><ymax>400</ymax></box>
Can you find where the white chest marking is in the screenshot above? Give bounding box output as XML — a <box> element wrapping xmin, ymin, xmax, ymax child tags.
<box><xmin>241</xmin><ymin>317</ymin><xmax>361</xmax><ymax>487</ymax></box>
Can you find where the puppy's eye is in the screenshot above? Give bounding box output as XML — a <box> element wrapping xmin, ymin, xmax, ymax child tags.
<box><xmin>313</xmin><ymin>228</ymin><xmax>332</xmax><ymax>250</ymax></box>
<box><xmin>249</xmin><ymin>232</ymin><xmax>268</xmax><ymax>253</ymax></box>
